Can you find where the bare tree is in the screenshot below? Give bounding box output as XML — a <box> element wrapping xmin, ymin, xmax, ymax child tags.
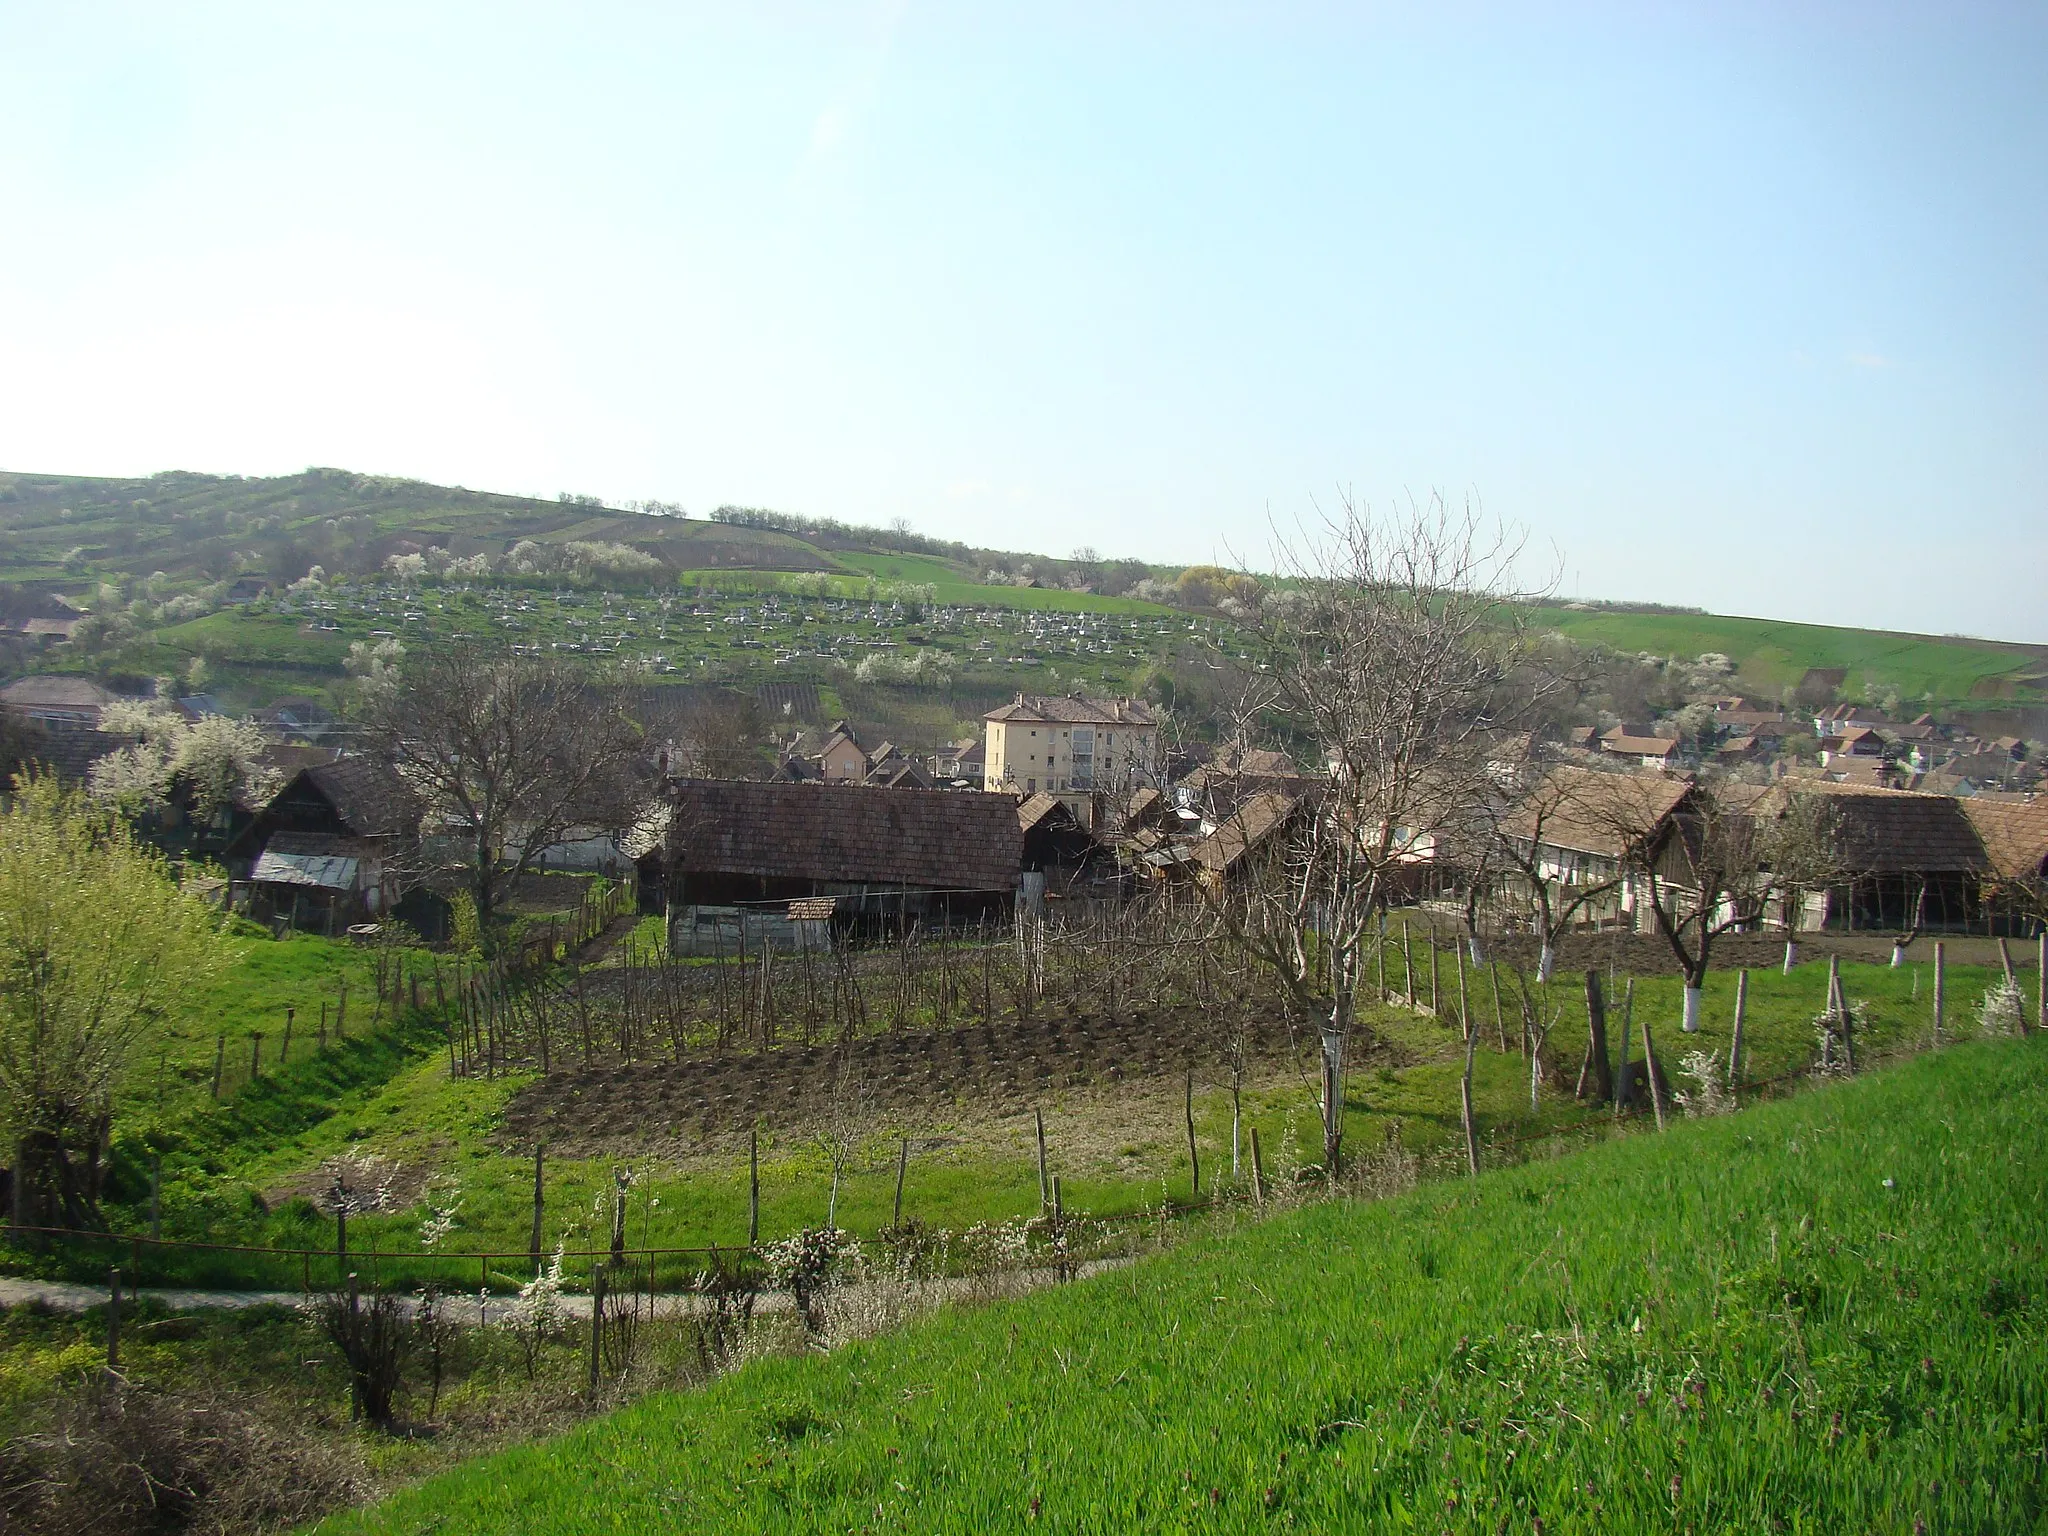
<box><xmin>1612</xmin><ymin>780</ymin><xmax>1839</xmax><ymax>1032</ymax></box>
<box><xmin>1203</xmin><ymin>494</ymin><xmax>1550</xmax><ymax>1175</ymax></box>
<box><xmin>364</xmin><ymin>643</ymin><xmax>644</xmax><ymax>941</ymax></box>
<box><xmin>1487</xmin><ymin>763</ymin><xmax>1680</xmax><ymax>981</ymax></box>
<box><xmin>654</xmin><ymin>689</ymin><xmax>767</xmax><ymax>780</ymax></box>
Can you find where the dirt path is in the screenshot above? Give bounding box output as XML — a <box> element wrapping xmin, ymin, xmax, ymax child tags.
<box><xmin>0</xmin><ymin>1259</ymin><xmax>1128</xmax><ymax>1325</ymax></box>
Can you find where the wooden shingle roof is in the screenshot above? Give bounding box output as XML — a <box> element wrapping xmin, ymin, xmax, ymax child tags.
<box><xmin>304</xmin><ymin>758</ymin><xmax>421</xmax><ymax>839</ymax></box>
<box><xmin>666</xmin><ymin>778</ymin><xmax>1023</xmax><ymax>891</ymax></box>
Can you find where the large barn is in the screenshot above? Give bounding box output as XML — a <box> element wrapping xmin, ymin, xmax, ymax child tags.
<box><xmin>661</xmin><ymin>777</ymin><xmax>1028</xmax><ymax>953</ymax></box>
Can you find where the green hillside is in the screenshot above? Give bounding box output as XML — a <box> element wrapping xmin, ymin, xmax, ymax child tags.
<box><xmin>318</xmin><ymin>1039</ymin><xmax>2048</xmax><ymax>1535</ymax></box>
<box><xmin>3</xmin><ymin>467</ymin><xmax>2039</xmax><ymax>717</ymax></box>
<box><xmin>1536</xmin><ymin>603</ymin><xmax>2046</xmax><ymax>709</ymax></box>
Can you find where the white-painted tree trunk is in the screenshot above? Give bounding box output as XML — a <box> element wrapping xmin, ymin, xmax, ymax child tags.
<box><xmin>1782</xmin><ymin>940</ymin><xmax>1798</xmax><ymax>974</ymax></box>
<box><xmin>1467</xmin><ymin>933</ymin><xmax>1487</xmax><ymax>967</ymax></box>
<box><xmin>1537</xmin><ymin>943</ymin><xmax>1556</xmax><ymax>984</ymax></box>
<box><xmin>1682</xmin><ymin>984</ymin><xmax>1703</xmax><ymax>1034</ymax></box>
<box><xmin>1890</xmin><ymin>942</ymin><xmax>1905</xmax><ymax>968</ymax></box>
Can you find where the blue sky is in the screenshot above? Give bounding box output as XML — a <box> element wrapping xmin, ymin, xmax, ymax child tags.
<box><xmin>1</xmin><ymin>3</ymin><xmax>2042</xmax><ymax>640</ymax></box>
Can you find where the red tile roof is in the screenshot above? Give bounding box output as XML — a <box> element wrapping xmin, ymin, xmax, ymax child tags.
<box><xmin>983</xmin><ymin>693</ymin><xmax>1155</xmax><ymax>726</ymax></box>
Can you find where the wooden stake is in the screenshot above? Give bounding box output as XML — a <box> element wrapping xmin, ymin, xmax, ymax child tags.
<box><xmin>1582</xmin><ymin>971</ymin><xmax>1613</xmax><ymax>1103</ymax></box>
<box><xmin>1034</xmin><ymin>1106</ymin><xmax>1050</xmax><ymax>1212</ymax></box>
<box><xmin>588</xmin><ymin>1263</ymin><xmax>606</xmax><ymax>1400</ymax></box>
<box><xmin>1614</xmin><ymin>979</ymin><xmax>1634</xmax><ymax>1113</ymax></box>
<box><xmin>1249</xmin><ymin>1125</ymin><xmax>1266</xmax><ymax>1208</ymax></box>
<box><xmin>529</xmin><ymin>1145</ymin><xmax>545</xmax><ymax>1273</ymax></box>
<box><xmin>106</xmin><ymin>1268</ymin><xmax>122</xmax><ymax>1371</ymax></box>
<box><xmin>1640</xmin><ymin>1017</ymin><xmax>1667</xmax><ymax>1131</ymax></box>
<box><xmin>1185</xmin><ymin>1069</ymin><xmax>1200</xmax><ymax>1200</ymax></box>
<box><xmin>1728</xmin><ymin>969</ymin><xmax>1748</xmax><ymax>1086</ymax></box>
<box><xmin>748</xmin><ymin>1126</ymin><xmax>760</xmax><ymax>1245</ymax></box>
<box><xmin>893</xmin><ymin>1135</ymin><xmax>909</xmax><ymax>1228</ymax></box>
<box><xmin>1429</xmin><ymin>929</ymin><xmax>1440</xmax><ymax>1017</ymax></box>
<box><xmin>1933</xmin><ymin>940</ymin><xmax>1946</xmax><ymax>1045</ymax></box>
<box><xmin>2038</xmin><ymin>929</ymin><xmax>2046</xmax><ymax>1037</ymax></box>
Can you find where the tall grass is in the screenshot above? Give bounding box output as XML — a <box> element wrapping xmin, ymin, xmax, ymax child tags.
<box><xmin>317</xmin><ymin>1038</ymin><xmax>2048</xmax><ymax>1534</ymax></box>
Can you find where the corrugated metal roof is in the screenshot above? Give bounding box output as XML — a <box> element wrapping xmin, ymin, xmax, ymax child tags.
<box><xmin>252</xmin><ymin>848</ymin><xmax>360</xmax><ymax>890</ymax></box>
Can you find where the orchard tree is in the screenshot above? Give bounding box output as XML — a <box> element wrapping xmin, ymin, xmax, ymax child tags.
<box><xmin>1205</xmin><ymin>493</ymin><xmax>1551</xmax><ymax>1175</ymax></box>
<box><xmin>0</xmin><ymin>776</ymin><xmax>225</xmax><ymax>1228</ymax></box>
<box><xmin>363</xmin><ymin>643</ymin><xmax>644</xmax><ymax>941</ymax></box>
<box><xmin>1612</xmin><ymin>780</ymin><xmax>1840</xmax><ymax>1033</ymax></box>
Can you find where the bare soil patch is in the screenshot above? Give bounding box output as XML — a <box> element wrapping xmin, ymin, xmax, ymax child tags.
<box><xmin>498</xmin><ymin>1006</ymin><xmax>1308</xmax><ymax>1158</ymax></box>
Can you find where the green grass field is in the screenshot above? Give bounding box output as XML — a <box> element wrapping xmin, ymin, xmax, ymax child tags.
<box><xmin>1532</xmin><ymin>603</ymin><xmax>2044</xmax><ymax>706</ymax></box>
<box><xmin>315</xmin><ymin>1036</ymin><xmax>2048</xmax><ymax>1534</ymax></box>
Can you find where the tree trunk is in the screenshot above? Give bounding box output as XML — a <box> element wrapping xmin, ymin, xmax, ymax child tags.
<box><xmin>1681</xmin><ymin>984</ymin><xmax>1703</xmax><ymax>1034</ymax></box>
<box><xmin>1320</xmin><ymin>995</ymin><xmax>1348</xmax><ymax>1177</ymax></box>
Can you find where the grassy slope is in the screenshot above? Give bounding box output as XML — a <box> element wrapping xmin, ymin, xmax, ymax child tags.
<box><xmin>1533</xmin><ymin>603</ymin><xmax>2043</xmax><ymax>705</ymax></box>
<box><xmin>318</xmin><ymin>1038</ymin><xmax>2048</xmax><ymax>1535</ymax></box>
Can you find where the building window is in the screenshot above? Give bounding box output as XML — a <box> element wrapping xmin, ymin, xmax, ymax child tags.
<box><xmin>1071</xmin><ymin>726</ymin><xmax>1094</xmax><ymax>789</ymax></box>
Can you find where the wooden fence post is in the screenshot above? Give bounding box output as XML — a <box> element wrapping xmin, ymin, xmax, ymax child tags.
<box><xmin>1185</xmin><ymin>1070</ymin><xmax>1201</xmax><ymax>1200</ymax></box>
<box><xmin>1249</xmin><ymin>1125</ymin><xmax>1266</xmax><ymax>1208</ymax></box>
